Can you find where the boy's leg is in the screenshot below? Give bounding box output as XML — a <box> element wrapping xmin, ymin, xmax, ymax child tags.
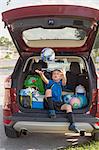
<box><xmin>61</xmin><ymin>104</ymin><xmax>79</xmax><ymax>133</ymax></box>
<box><xmin>44</xmin><ymin>89</ymin><xmax>56</xmax><ymax>118</ymax></box>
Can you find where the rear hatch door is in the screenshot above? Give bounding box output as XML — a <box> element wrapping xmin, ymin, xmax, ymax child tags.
<box><xmin>2</xmin><ymin>5</ymin><xmax>99</xmax><ymax>57</ymax></box>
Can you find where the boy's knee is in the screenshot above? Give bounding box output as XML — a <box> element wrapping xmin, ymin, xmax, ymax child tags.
<box><xmin>66</xmin><ymin>104</ymin><xmax>72</xmax><ymax>112</ymax></box>
<box><xmin>67</xmin><ymin>104</ymin><xmax>72</xmax><ymax>109</ymax></box>
<box><xmin>45</xmin><ymin>89</ymin><xmax>52</xmax><ymax>97</ymax></box>
<box><xmin>61</xmin><ymin>104</ymin><xmax>72</xmax><ymax>112</ymax></box>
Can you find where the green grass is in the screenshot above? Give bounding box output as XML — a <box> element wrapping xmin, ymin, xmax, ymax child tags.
<box><xmin>4</xmin><ymin>54</ymin><xmax>12</xmax><ymax>59</ymax></box>
<box><xmin>64</xmin><ymin>141</ymin><xmax>99</xmax><ymax>150</ymax></box>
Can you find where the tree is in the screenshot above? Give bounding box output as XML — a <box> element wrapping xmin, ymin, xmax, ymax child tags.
<box><xmin>75</xmin><ymin>29</ymin><xmax>86</xmax><ymax>40</ymax></box>
<box><xmin>0</xmin><ymin>36</ymin><xmax>17</xmax><ymax>51</ymax></box>
<box><xmin>6</xmin><ymin>0</ymin><xmax>11</xmax><ymax>5</ymax></box>
<box><xmin>75</xmin><ymin>28</ymin><xmax>99</xmax><ymax>48</ymax></box>
<box><xmin>0</xmin><ymin>36</ymin><xmax>13</xmax><ymax>48</ymax></box>
<box><xmin>75</xmin><ymin>29</ymin><xmax>99</xmax><ymax>62</ymax></box>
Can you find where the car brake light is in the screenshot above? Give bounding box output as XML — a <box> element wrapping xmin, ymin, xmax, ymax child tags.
<box><xmin>96</xmin><ymin>89</ymin><xmax>99</xmax><ymax>118</ymax></box>
<box><xmin>3</xmin><ymin>77</ymin><xmax>19</xmax><ymax>125</ymax></box>
<box><xmin>97</xmin><ymin>75</ymin><xmax>99</xmax><ymax>90</ymax></box>
<box><xmin>94</xmin><ymin>122</ymin><xmax>99</xmax><ymax>129</ymax></box>
<box><xmin>3</xmin><ymin>109</ymin><xmax>13</xmax><ymax>125</ymax></box>
<box><xmin>3</xmin><ymin>76</ymin><xmax>19</xmax><ymax>113</ymax></box>
<box><xmin>3</xmin><ymin>88</ymin><xmax>11</xmax><ymax>110</ymax></box>
<box><xmin>89</xmin><ymin>89</ymin><xmax>97</xmax><ymax>115</ymax></box>
<box><xmin>95</xmin><ymin>122</ymin><xmax>99</xmax><ymax>126</ymax></box>
<box><xmin>94</xmin><ymin>76</ymin><xmax>99</xmax><ymax>117</ymax></box>
<box><xmin>3</xmin><ymin>120</ymin><xmax>12</xmax><ymax>125</ymax></box>
<box><xmin>92</xmin><ymin>89</ymin><xmax>97</xmax><ymax>103</ymax></box>
<box><xmin>10</xmin><ymin>88</ymin><xmax>19</xmax><ymax>113</ymax></box>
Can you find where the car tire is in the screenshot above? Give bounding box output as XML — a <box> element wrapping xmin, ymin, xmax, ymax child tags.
<box><xmin>4</xmin><ymin>126</ymin><xmax>20</xmax><ymax>138</ymax></box>
<box><xmin>92</xmin><ymin>132</ymin><xmax>99</xmax><ymax>141</ymax></box>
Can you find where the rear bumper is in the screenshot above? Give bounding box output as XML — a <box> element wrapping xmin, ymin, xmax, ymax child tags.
<box><xmin>13</xmin><ymin>121</ymin><xmax>94</xmax><ymax>134</ymax></box>
<box><xmin>4</xmin><ymin>111</ymin><xmax>99</xmax><ymax>134</ymax></box>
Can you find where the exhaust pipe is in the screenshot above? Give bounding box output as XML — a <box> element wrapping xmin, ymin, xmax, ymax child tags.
<box><xmin>21</xmin><ymin>129</ymin><xmax>28</xmax><ymax>135</ymax></box>
<box><xmin>80</xmin><ymin>130</ymin><xmax>86</xmax><ymax>136</ymax></box>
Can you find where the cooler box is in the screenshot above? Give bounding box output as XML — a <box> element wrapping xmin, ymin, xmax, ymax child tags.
<box><xmin>31</xmin><ymin>95</ymin><xmax>44</xmax><ymax>109</ymax></box>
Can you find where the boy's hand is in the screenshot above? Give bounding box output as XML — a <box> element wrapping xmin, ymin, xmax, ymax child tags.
<box><xmin>35</xmin><ymin>69</ymin><xmax>49</xmax><ymax>84</ymax></box>
<box><xmin>60</xmin><ymin>68</ymin><xmax>66</xmax><ymax>86</ymax></box>
<box><xmin>35</xmin><ymin>69</ymin><xmax>44</xmax><ymax>76</ymax></box>
<box><xmin>60</xmin><ymin>69</ymin><xmax>65</xmax><ymax>78</ymax></box>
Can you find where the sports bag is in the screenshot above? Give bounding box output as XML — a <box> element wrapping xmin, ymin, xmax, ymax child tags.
<box><xmin>24</xmin><ymin>75</ymin><xmax>45</xmax><ymax>95</ymax></box>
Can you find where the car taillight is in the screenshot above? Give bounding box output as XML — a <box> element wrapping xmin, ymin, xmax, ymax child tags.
<box><xmin>10</xmin><ymin>88</ymin><xmax>19</xmax><ymax>113</ymax></box>
<box><xmin>94</xmin><ymin>122</ymin><xmax>99</xmax><ymax>129</ymax></box>
<box><xmin>3</xmin><ymin>77</ymin><xmax>19</xmax><ymax>125</ymax></box>
<box><xmin>97</xmin><ymin>76</ymin><xmax>99</xmax><ymax>90</ymax></box>
<box><xmin>3</xmin><ymin>109</ymin><xmax>12</xmax><ymax>125</ymax></box>
<box><xmin>96</xmin><ymin>89</ymin><xmax>99</xmax><ymax>118</ymax></box>
<box><xmin>89</xmin><ymin>89</ymin><xmax>98</xmax><ymax>115</ymax></box>
<box><xmin>95</xmin><ymin>122</ymin><xmax>99</xmax><ymax>126</ymax></box>
<box><xmin>3</xmin><ymin>120</ymin><xmax>12</xmax><ymax>125</ymax></box>
<box><xmin>92</xmin><ymin>89</ymin><xmax>97</xmax><ymax>102</ymax></box>
<box><xmin>96</xmin><ymin>76</ymin><xmax>99</xmax><ymax>118</ymax></box>
<box><xmin>3</xmin><ymin>76</ymin><xmax>12</xmax><ymax>125</ymax></box>
<box><xmin>3</xmin><ymin>76</ymin><xmax>12</xmax><ymax>110</ymax></box>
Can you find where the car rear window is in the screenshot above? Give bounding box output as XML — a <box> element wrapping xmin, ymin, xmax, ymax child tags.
<box><xmin>22</xmin><ymin>27</ymin><xmax>87</xmax><ymax>48</ymax></box>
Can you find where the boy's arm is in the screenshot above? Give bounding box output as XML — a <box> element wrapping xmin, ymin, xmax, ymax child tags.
<box><xmin>60</xmin><ymin>70</ymin><xmax>67</xmax><ymax>86</ymax></box>
<box><xmin>35</xmin><ymin>70</ymin><xmax>49</xmax><ymax>84</ymax></box>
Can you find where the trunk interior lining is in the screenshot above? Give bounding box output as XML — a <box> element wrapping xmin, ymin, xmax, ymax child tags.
<box><xmin>16</xmin><ymin>56</ymin><xmax>91</xmax><ymax>114</ymax></box>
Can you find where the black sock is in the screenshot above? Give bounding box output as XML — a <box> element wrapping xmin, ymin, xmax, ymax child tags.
<box><xmin>66</xmin><ymin>112</ymin><xmax>75</xmax><ymax>125</ymax></box>
<box><xmin>46</xmin><ymin>97</ymin><xmax>54</xmax><ymax>110</ymax></box>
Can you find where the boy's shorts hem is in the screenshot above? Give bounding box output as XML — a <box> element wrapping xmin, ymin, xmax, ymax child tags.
<box><xmin>44</xmin><ymin>99</ymin><xmax>65</xmax><ymax>111</ymax></box>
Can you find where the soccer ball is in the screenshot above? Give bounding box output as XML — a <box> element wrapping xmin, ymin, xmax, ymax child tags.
<box><xmin>41</xmin><ymin>48</ymin><xmax>55</xmax><ymax>62</ymax></box>
<box><xmin>77</xmin><ymin>95</ymin><xmax>88</xmax><ymax>107</ymax></box>
<box><xmin>70</xmin><ymin>97</ymin><xmax>81</xmax><ymax>109</ymax></box>
<box><xmin>63</xmin><ymin>94</ymin><xmax>73</xmax><ymax>104</ymax></box>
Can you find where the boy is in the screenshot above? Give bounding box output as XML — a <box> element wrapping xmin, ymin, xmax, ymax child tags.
<box><xmin>35</xmin><ymin>69</ymin><xmax>79</xmax><ymax>133</ymax></box>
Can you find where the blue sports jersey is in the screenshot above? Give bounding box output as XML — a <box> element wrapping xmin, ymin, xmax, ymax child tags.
<box><xmin>46</xmin><ymin>80</ymin><xmax>62</xmax><ymax>102</ymax></box>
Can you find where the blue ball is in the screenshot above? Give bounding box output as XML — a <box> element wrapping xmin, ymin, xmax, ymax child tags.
<box><xmin>63</xmin><ymin>94</ymin><xmax>73</xmax><ymax>104</ymax></box>
<box><xmin>77</xmin><ymin>95</ymin><xmax>87</xmax><ymax>108</ymax></box>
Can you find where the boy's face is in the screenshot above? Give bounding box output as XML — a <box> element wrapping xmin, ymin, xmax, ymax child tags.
<box><xmin>52</xmin><ymin>70</ymin><xmax>61</xmax><ymax>82</ymax></box>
